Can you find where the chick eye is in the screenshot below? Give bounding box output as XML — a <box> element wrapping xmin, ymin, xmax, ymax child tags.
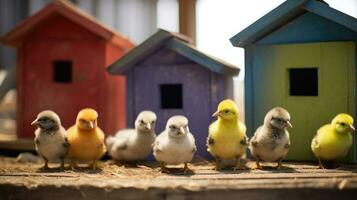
<box><xmin>224</xmin><ymin>110</ymin><xmax>229</xmax><ymax>114</ymax></box>
<box><xmin>151</xmin><ymin>120</ymin><xmax>155</xmax><ymax>124</ymax></box>
<box><xmin>79</xmin><ymin>119</ymin><xmax>86</xmax><ymax>123</ymax></box>
<box><xmin>139</xmin><ymin>120</ymin><xmax>144</xmax><ymax>124</ymax></box>
<box><xmin>170</xmin><ymin>125</ymin><xmax>176</xmax><ymax>129</ymax></box>
<box><xmin>340</xmin><ymin>122</ymin><xmax>346</xmax><ymax>126</ymax></box>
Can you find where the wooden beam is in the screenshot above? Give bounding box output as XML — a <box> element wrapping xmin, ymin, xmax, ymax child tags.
<box><xmin>1</xmin><ymin>160</ymin><xmax>357</xmax><ymax>199</ymax></box>
<box><xmin>179</xmin><ymin>0</ymin><xmax>196</xmax><ymax>44</ymax></box>
<box><xmin>165</xmin><ymin>38</ymin><xmax>240</xmax><ymax>75</ymax></box>
<box><xmin>230</xmin><ymin>0</ymin><xmax>309</xmax><ymax>47</ymax></box>
<box><xmin>303</xmin><ymin>0</ymin><xmax>357</xmax><ymax>32</ymax></box>
<box><xmin>0</xmin><ymin>139</ymin><xmax>34</xmax><ymax>151</ymax></box>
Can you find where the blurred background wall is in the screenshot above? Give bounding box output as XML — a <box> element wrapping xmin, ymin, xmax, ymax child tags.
<box><xmin>0</xmin><ymin>0</ymin><xmax>181</xmax><ymax>69</ymax></box>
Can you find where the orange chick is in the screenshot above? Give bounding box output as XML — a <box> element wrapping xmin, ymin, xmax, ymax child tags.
<box><xmin>67</xmin><ymin>108</ymin><xmax>106</xmax><ymax>170</ymax></box>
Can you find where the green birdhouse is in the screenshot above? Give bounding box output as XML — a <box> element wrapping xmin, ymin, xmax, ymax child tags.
<box><xmin>230</xmin><ymin>0</ymin><xmax>357</xmax><ymax>162</ymax></box>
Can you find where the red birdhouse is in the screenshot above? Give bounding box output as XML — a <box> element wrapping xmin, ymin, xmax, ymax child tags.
<box><xmin>1</xmin><ymin>0</ymin><xmax>134</xmax><ymax>138</ymax></box>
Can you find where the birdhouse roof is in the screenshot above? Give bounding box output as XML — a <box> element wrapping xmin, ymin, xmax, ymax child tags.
<box><xmin>230</xmin><ymin>0</ymin><xmax>357</xmax><ymax>47</ymax></box>
<box><xmin>0</xmin><ymin>0</ymin><xmax>134</xmax><ymax>49</ymax></box>
<box><xmin>107</xmin><ymin>29</ymin><xmax>240</xmax><ymax>76</ymax></box>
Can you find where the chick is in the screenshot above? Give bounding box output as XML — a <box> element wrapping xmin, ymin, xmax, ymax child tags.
<box><xmin>249</xmin><ymin>107</ymin><xmax>292</xmax><ymax>169</ymax></box>
<box><xmin>67</xmin><ymin>108</ymin><xmax>106</xmax><ymax>170</ymax></box>
<box><xmin>106</xmin><ymin>111</ymin><xmax>157</xmax><ymax>162</ymax></box>
<box><xmin>207</xmin><ymin>99</ymin><xmax>248</xmax><ymax>170</ymax></box>
<box><xmin>153</xmin><ymin>115</ymin><xmax>197</xmax><ymax>173</ymax></box>
<box><xmin>31</xmin><ymin>110</ymin><xmax>68</xmax><ymax>169</ymax></box>
<box><xmin>311</xmin><ymin>114</ymin><xmax>355</xmax><ymax>169</ymax></box>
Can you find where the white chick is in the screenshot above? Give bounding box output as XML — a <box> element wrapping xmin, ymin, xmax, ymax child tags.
<box><xmin>153</xmin><ymin>115</ymin><xmax>197</xmax><ymax>173</ymax></box>
<box><xmin>106</xmin><ymin>111</ymin><xmax>157</xmax><ymax>162</ymax></box>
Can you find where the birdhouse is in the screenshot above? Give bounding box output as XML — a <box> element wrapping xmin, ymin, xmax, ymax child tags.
<box><xmin>108</xmin><ymin>29</ymin><xmax>240</xmax><ymax>158</ymax></box>
<box><xmin>1</xmin><ymin>0</ymin><xmax>134</xmax><ymax>138</ymax></box>
<box><xmin>230</xmin><ymin>0</ymin><xmax>357</xmax><ymax>162</ymax></box>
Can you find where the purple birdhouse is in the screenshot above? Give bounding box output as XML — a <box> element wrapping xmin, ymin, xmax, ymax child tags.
<box><xmin>108</xmin><ymin>29</ymin><xmax>240</xmax><ymax>158</ymax></box>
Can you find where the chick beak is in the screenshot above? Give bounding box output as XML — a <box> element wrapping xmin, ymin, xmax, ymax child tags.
<box><xmin>31</xmin><ymin>118</ymin><xmax>39</xmax><ymax>126</ymax></box>
<box><xmin>89</xmin><ymin>121</ymin><xmax>94</xmax><ymax>129</ymax></box>
<box><xmin>146</xmin><ymin>123</ymin><xmax>151</xmax><ymax>131</ymax></box>
<box><xmin>349</xmin><ymin>124</ymin><xmax>355</xmax><ymax>132</ymax></box>
<box><xmin>286</xmin><ymin>121</ymin><xmax>293</xmax><ymax>128</ymax></box>
<box><xmin>179</xmin><ymin>127</ymin><xmax>185</xmax><ymax>135</ymax></box>
<box><xmin>212</xmin><ymin>111</ymin><xmax>220</xmax><ymax>117</ymax></box>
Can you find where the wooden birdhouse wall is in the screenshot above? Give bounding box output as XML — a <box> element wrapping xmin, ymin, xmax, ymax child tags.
<box><xmin>108</xmin><ymin>29</ymin><xmax>239</xmax><ymax>158</ymax></box>
<box><xmin>231</xmin><ymin>2</ymin><xmax>357</xmax><ymax>162</ymax></box>
<box><xmin>13</xmin><ymin>14</ymin><xmax>130</xmax><ymax>137</ymax></box>
<box><xmin>102</xmin><ymin>43</ymin><xmax>128</xmax><ymax>134</ymax></box>
<box><xmin>18</xmin><ymin>16</ymin><xmax>100</xmax><ymax>137</ymax></box>
<box><xmin>250</xmin><ymin>13</ymin><xmax>357</xmax><ymax>162</ymax></box>
<box><xmin>124</xmin><ymin>48</ymin><xmax>232</xmax><ymax>158</ymax></box>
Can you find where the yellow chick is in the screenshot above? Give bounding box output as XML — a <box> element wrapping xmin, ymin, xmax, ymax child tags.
<box><xmin>311</xmin><ymin>114</ymin><xmax>355</xmax><ymax>169</ymax></box>
<box><xmin>207</xmin><ymin>99</ymin><xmax>248</xmax><ymax>170</ymax></box>
<box><xmin>67</xmin><ymin>108</ymin><xmax>106</xmax><ymax>170</ymax></box>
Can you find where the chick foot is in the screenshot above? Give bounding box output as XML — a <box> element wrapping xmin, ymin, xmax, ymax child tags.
<box><xmin>59</xmin><ymin>158</ymin><xmax>65</xmax><ymax>170</ymax></box>
<box><xmin>275</xmin><ymin>159</ymin><xmax>284</xmax><ymax>169</ymax></box>
<box><xmin>70</xmin><ymin>160</ymin><xmax>78</xmax><ymax>170</ymax></box>
<box><xmin>233</xmin><ymin>158</ymin><xmax>247</xmax><ymax>170</ymax></box>
<box><xmin>90</xmin><ymin>160</ymin><xmax>99</xmax><ymax>170</ymax></box>
<box><xmin>160</xmin><ymin>162</ymin><xmax>170</xmax><ymax>173</ymax></box>
<box><xmin>40</xmin><ymin>158</ymin><xmax>49</xmax><ymax>170</ymax></box>
<box><xmin>213</xmin><ymin>158</ymin><xmax>222</xmax><ymax>170</ymax></box>
<box><xmin>318</xmin><ymin>158</ymin><xmax>325</xmax><ymax>169</ymax></box>
<box><xmin>183</xmin><ymin>163</ymin><xmax>191</xmax><ymax>173</ymax></box>
<box><xmin>252</xmin><ymin>161</ymin><xmax>263</xmax><ymax>170</ymax></box>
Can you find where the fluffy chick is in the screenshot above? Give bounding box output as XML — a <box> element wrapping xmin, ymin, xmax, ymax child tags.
<box><xmin>106</xmin><ymin>111</ymin><xmax>157</xmax><ymax>162</ymax></box>
<box><xmin>153</xmin><ymin>115</ymin><xmax>197</xmax><ymax>173</ymax></box>
<box><xmin>249</xmin><ymin>107</ymin><xmax>292</xmax><ymax>169</ymax></box>
<box><xmin>207</xmin><ymin>99</ymin><xmax>248</xmax><ymax>170</ymax></box>
<box><xmin>67</xmin><ymin>108</ymin><xmax>106</xmax><ymax>170</ymax></box>
<box><xmin>311</xmin><ymin>114</ymin><xmax>355</xmax><ymax>169</ymax></box>
<box><xmin>32</xmin><ymin>110</ymin><xmax>68</xmax><ymax>169</ymax></box>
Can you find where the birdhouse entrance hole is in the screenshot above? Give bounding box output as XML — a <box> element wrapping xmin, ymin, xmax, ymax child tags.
<box><xmin>53</xmin><ymin>61</ymin><xmax>72</xmax><ymax>83</ymax></box>
<box><xmin>289</xmin><ymin>68</ymin><xmax>318</xmax><ymax>96</ymax></box>
<box><xmin>160</xmin><ymin>84</ymin><xmax>183</xmax><ymax>109</ymax></box>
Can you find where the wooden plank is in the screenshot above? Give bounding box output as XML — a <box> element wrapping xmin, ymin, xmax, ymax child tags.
<box><xmin>125</xmin><ymin>70</ymin><xmax>135</xmax><ymax>128</ymax></box>
<box><xmin>178</xmin><ymin>0</ymin><xmax>196</xmax><ymax>44</ymax></box>
<box><xmin>250</xmin><ymin>42</ymin><xmax>355</xmax><ymax>161</ymax></box>
<box><xmin>165</xmin><ymin>38</ymin><xmax>239</xmax><ymax>75</ymax></box>
<box><xmin>230</xmin><ymin>0</ymin><xmax>308</xmax><ymax>47</ymax></box>
<box><xmin>256</xmin><ymin>12</ymin><xmax>357</xmax><ymax>45</ymax></box>
<box><xmin>0</xmin><ymin>139</ymin><xmax>34</xmax><ymax>151</ymax></box>
<box><xmin>303</xmin><ymin>0</ymin><xmax>357</xmax><ymax>32</ymax></box>
<box><xmin>1</xmin><ymin>158</ymin><xmax>357</xmax><ymax>199</ymax></box>
<box><xmin>107</xmin><ymin>29</ymin><xmax>174</xmax><ymax>75</ymax></box>
<box><xmin>244</xmin><ymin>46</ymin><xmax>254</xmax><ymax>138</ymax></box>
<box><xmin>1</xmin><ymin>185</ymin><xmax>356</xmax><ymax>200</ymax></box>
<box><xmin>108</xmin><ymin>29</ymin><xmax>239</xmax><ymax>76</ymax></box>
